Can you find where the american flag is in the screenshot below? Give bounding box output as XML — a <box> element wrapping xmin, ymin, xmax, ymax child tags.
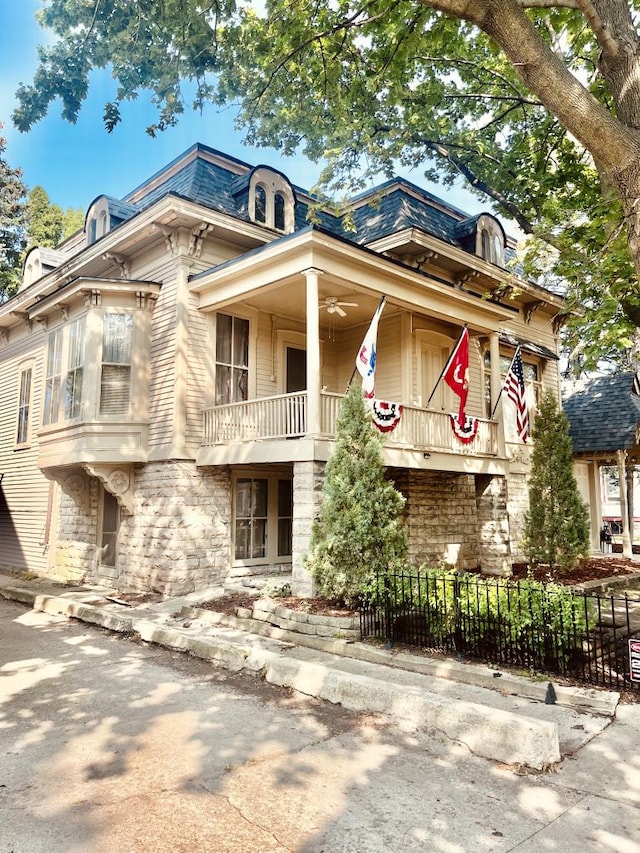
<box><xmin>504</xmin><ymin>348</ymin><xmax>529</xmax><ymax>443</ymax></box>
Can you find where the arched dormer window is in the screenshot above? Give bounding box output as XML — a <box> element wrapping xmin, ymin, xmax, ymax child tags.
<box><xmin>274</xmin><ymin>192</ymin><xmax>286</xmax><ymax>231</ymax></box>
<box><xmin>254</xmin><ymin>185</ymin><xmax>267</xmax><ymax>224</ymax></box>
<box><xmin>481</xmin><ymin>229</ymin><xmax>491</xmax><ymax>262</ymax></box>
<box><xmin>85</xmin><ymin>196</ymin><xmax>112</xmax><ymax>246</ymax></box>
<box><xmin>249</xmin><ymin>167</ymin><xmax>295</xmax><ymax>233</ymax></box>
<box><xmin>475</xmin><ymin>214</ymin><xmax>506</xmax><ymax>267</ymax></box>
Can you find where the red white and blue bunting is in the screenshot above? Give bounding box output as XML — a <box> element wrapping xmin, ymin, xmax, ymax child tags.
<box><xmin>370</xmin><ymin>399</ymin><xmax>403</xmax><ymax>433</ymax></box>
<box><xmin>449</xmin><ymin>413</ymin><xmax>479</xmax><ymax>444</ymax></box>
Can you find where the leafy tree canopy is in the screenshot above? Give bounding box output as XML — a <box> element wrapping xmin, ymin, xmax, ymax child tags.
<box><xmin>0</xmin><ymin>123</ymin><xmax>27</xmax><ymax>301</ymax></box>
<box><xmin>13</xmin><ymin>1</ymin><xmax>640</xmax><ymax>368</ymax></box>
<box><xmin>25</xmin><ymin>185</ymin><xmax>84</xmax><ymax>249</ymax></box>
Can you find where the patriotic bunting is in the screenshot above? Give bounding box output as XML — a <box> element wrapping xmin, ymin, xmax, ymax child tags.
<box><xmin>370</xmin><ymin>399</ymin><xmax>403</xmax><ymax>433</ymax></box>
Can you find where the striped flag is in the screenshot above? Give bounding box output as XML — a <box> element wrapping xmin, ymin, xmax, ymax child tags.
<box><xmin>504</xmin><ymin>348</ymin><xmax>529</xmax><ymax>443</ymax></box>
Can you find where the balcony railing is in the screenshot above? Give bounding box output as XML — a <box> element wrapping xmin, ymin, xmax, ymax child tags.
<box><xmin>202</xmin><ymin>391</ymin><xmax>499</xmax><ymax>456</ymax></box>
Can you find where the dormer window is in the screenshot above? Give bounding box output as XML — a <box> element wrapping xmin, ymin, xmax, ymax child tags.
<box><xmin>249</xmin><ymin>168</ymin><xmax>295</xmax><ymax>233</ymax></box>
<box><xmin>255</xmin><ymin>185</ymin><xmax>267</xmax><ymax>224</ymax></box>
<box><xmin>476</xmin><ymin>214</ymin><xmax>505</xmax><ymax>267</ymax></box>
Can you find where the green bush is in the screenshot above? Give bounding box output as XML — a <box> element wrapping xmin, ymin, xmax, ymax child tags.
<box><xmin>370</xmin><ymin>568</ymin><xmax>592</xmax><ymax>669</ymax></box>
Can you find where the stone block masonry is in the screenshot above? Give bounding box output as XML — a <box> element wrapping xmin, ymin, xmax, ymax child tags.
<box><xmin>118</xmin><ymin>462</ymin><xmax>232</xmax><ymax>596</ymax></box>
<box><xmin>292</xmin><ymin>460</ymin><xmax>325</xmax><ymax>597</ymax></box>
<box><xmin>391</xmin><ymin>469</ymin><xmax>480</xmax><ymax>570</ymax></box>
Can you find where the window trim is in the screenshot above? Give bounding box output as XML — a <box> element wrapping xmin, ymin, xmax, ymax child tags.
<box><xmin>482</xmin><ymin>348</ymin><xmax>542</xmax><ymax>420</ymax></box>
<box><xmin>99</xmin><ymin>311</ymin><xmax>134</xmax><ymax>417</ymax></box>
<box><xmin>248</xmin><ymin>168</ymin><xmax>295</xmax><ymax>233</ymax></box>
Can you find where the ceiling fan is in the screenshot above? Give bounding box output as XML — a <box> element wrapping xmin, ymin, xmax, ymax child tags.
<box><xmin>320</xmin><ymin>296</ymin><xmax>358</xmax><ymax>318</ymax></box>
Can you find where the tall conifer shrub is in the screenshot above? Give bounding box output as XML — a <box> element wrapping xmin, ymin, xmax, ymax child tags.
<box><xmin>306</xmin><ymin>384</ymin><xmax>407</xmax><ymax>605</ymax></box>
<box><xmin>525</xmin><ymin>391</ymin><xmax>590</xmax><ymax>572</ymax></box>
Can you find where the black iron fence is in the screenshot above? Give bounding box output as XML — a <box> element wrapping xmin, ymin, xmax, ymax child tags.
<box><xmin>359</xmin><ymin>570</ymin><xmax>640</xmax><ymax>691</ymax></box>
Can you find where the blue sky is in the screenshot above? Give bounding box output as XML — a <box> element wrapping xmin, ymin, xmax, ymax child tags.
<box><xmin>0</xmin><ymin>0</ymin><xmax>484</xmax><ymax>217</ymax></box>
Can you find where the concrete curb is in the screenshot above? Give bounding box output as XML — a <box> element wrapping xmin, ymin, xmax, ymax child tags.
<box><xmin>134</xmin><ymin>618</ymin><xmax>560</xmax><ymax>769</ymax></box>
<box><xmin>182</xmin><ymin>605</ymin><xmax>620</xmax><ymax>717</ymax></box>
<box><xmin>0</xmin><ymin>583</ymin><xmax>615</xmax><ymax>769</ymax></box>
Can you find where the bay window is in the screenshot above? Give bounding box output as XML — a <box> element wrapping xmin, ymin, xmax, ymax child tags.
<box><xmin>100</xmin><ymin>313</ymin><xmax>133</xmax><ymax>415</ymax></box>
<box><xmin>64</xmin><ymin>317</ymin><xmax>85</xmax><ymax>419</ymax></box>
<box><xmin>43</xmin><ymin>328</ymin><xmax>63</xmax><ymax>425</ymax></box>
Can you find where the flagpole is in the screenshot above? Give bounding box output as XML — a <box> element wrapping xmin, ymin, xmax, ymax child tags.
<box><xmin>490</xmin><ymin>347</ymin><xmax>519</xmax><ymax>419</ymax></box>
<box><xmin>346</xmin><ymin>294</ymin><xmax>386</xmax><ymax>393</ymax></box>
<box><xmin>426</xmin><ymin>324</ymin><xmax>467</xmax><ymax>407</ymax></box>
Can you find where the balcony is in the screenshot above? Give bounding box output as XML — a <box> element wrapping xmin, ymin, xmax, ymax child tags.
<box><xmin>201</xmin><ymin>391</ymin><xmax>500</xmax><ymax>462</ymax></box>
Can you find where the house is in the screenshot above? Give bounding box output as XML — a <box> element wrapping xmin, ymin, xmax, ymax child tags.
<box><xmin>0</xmin><ymin>143</ymin><xmax>565</xmax><ymax>596</ymax></box>
<box><xmin>563</xmin><ymin>372</ymin><xmax>640</xmax><ymax>555</ymax></box>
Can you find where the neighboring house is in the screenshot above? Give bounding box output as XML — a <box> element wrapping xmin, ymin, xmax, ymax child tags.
<box><xmin>0</xmin><ymin>143</ymin><xmax>564</xmax><ymax>596</ymax></box>
<box><xmin>563</xmin><ymin>372</ymin><xmax>640</xmax><ymax>552</ymax></box>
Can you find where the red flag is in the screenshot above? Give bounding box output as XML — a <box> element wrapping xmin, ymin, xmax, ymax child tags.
<box><xmin>443</xmin><ymin>328</ymin><xmax>470</xmax><ymax>427</ymax></box>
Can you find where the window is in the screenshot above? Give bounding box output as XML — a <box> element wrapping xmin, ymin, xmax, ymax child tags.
<box><xmin>481</xmin><ymin>229</ymin><xmax>491</xmax><ymax>262</ymax></box>
<box><xmin>16</xmin><ymin>366</ymin><xmax>32</xmax><ymax>445</ymax></box>
<box><xmin>235</xmin><ymin>478</ymin><xmax>268</xmax><ymax>560</ymax></box>
<box><xmin>248</xmin><ymin>168</ymin><xmax>295</xmax><ymax>232</ymax></box>
<box><xmin>100</xmin><ymin>488</ymin><xmax>120</xmax><ymax>567</ymax></box>
<box><xmin>100</xmin><ymin>313</ymin><xmax>133</xmax><ymax>415</ymax></box>
<box><xmin>215</xmin><ymin>313</ymin><xmax>249</xmax><ymax>405</ymax></box>
<box><xmin>254</xmin><ymin>185</ymin><xmax>267</xmax><ymax>224</ymax></box>
<box><xmin>274</xmin><ymin>192</ymin><xmax>286</xmax><ymax>231</ymax></box>
<box><xmin>476</xmin><ymin>215</ymin><xmax>505</xmax><ymax>267</ymax></box>
<box><xmin>43</xmin><ymin>328</ymin><xmax>63</xmax><ymax>425</ymax></box>
<box><xmin>233</xmin><ymin>474</ymin><xmax>293</xmax><ymax>563</ymax></box>
<box><xmin>277</xmin><ymin>479</ymin><xmax>293</xmax><ymax>557</ymax></box>
<box><xmin>64</xmin><ymin>317</ymin><xmax>85</xmax><ymax>419</ymax></box>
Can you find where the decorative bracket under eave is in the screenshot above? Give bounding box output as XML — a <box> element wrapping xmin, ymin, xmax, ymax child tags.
<box><xmin>188</xmin><ymin>222</ymin><xmax>214</xmax><ymax>259</ymax></box>
<box><xmin>552</xmin><ymin>311</ymin><xmax>571</xmax><ymax>334</ymax></box>
<box><xmin>456</xmin><ymin>270</ymin><xmax>481</xmax><ymax>288</ymax></box>
<box><xmin>523</xmin><ymin>300</ymin><xmax>544</xmax><ymax>324</ymax></box>
<box><xmin>10</xmin><ymin>311</ymin><xmax>32</xmax><ymax>333</ymax></box>
<box><xmin>102</xmin><ymin>252</ymin><xmax>131</xmax><ymax>279</ymax></box>
<box><xmin>84</xmin><ymin>463</ymin><xmax>135</xmax><ymax>515</ymax></box>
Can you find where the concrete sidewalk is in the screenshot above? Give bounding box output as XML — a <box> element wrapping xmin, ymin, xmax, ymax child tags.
<box><xmin>0</xmin><ymin>572</ymin><xmax>621</xmax><ymax>771</ymax></box>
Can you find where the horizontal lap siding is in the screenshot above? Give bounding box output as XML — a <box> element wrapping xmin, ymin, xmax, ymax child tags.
<box><xmin>148</xmin><ymin>271</ymin><xmax>177</xmax><ymax>448</ymax></box>
<box><xmin>0</xmin><ymin>328</ymin><xmax>53</xmax><ymax>573</ymax></box>
<box><xmin>186</xmin><ymin>293</ymin><xmax>208</xmax><ymax>450</ymax></box>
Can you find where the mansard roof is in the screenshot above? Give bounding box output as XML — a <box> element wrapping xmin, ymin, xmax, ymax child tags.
<box><xmin>85</xmin><ymin>142</ymin><xmax>511</xmax><ymax>260</ymax></box>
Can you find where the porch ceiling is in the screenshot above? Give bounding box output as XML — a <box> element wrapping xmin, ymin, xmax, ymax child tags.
<box><xmin>190</xmin><ymin>228</ymin><xmax>516</xmax><ymax>334</ymax></box>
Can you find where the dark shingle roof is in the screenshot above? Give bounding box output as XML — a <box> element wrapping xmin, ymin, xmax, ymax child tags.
<box><xmin>563</xmin><ymin>372</ymin><xmax>640</xmax><ymax>454</ymax></box>
<box><xmin>348</xmin><ymin>188</ymin><xmax>461</xmax><ymax>245</ymax></box>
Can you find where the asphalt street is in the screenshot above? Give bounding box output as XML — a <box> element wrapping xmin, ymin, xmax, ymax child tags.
<box><xmin>2</xmin><ymin>596</ymin><xmax>640</xmax><ymax>852</ymax></box>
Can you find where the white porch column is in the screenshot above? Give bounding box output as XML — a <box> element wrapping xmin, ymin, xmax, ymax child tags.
<box><xmin>303</xmin><ymin>267</ymin><xmax>323</xmax><ymax>437</ymax></box>
<box><xmin>489</xmin><ymin>332</ymin><xmax>506</xmax><ymax>455</ymax></box>
<box><xmin>489</xmin><ymin>332</ymin><xmax>501</xmax><ymax>412</ymax></box>
<box><xmin>617</xmin><ymin>449</ymin><xmax>633</xmax><ymax>557</ymax></box>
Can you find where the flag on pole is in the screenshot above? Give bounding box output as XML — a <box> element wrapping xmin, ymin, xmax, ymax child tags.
<box><xmin>442</xmin><ymin>327</ymin><xmax>470</xmax><ymax>427</ymax></box>
<box><xmin>632</xmin><ymin>370</ymin><xmax>640</xmax><ymax>397</ymax></box>
<box><xmin>356</xmin><ymin>296</ymin><xmax>386</xmax><ymax>399</ymax></box>
<box><xmin>504</xmin><ymin>348</ymin><xmax>529</xmax><ymax>442</ymax></box>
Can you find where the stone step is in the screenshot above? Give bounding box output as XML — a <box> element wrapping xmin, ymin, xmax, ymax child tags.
<box><xmin>223</xmin><ymin>573</ymin><xmax>292</xmax><ymax>595</ymax></box>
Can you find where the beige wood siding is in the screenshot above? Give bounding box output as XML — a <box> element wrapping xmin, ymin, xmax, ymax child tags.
<box><xmin>0</xmin><ymin>328</ymin><xmax>53</xmax><ymax>573</ymax></box>
<box><xmin>148</xmin><ymin>271</ymin><xmax>177</xmax><ymax>448</ymax></box>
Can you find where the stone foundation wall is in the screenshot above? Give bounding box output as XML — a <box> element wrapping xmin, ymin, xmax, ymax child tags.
<box><xmin>52</xmin><ymin>480</ymin><xmax>99</xmax><ymax>582</ymax></box>
<box><xmin>475</xmin><ymin>475</ymin><xmax>511</xmax><ymax>576</ymax></box>
<box><xmin>291</xmin><ymin>460</ymin><xmax>325</xmax><ymax>597</ymax></box>
<box><xmin>117</xmin><ymin>461</ymin><xmax>232</xmax><ymax>596</ymax></box>
<box><xmin>391</xmin><ymin>469</ymin><xmax>480</xmax><ymax>570</ymax></box>
<box><xmin>506</xmin><ymin>472</ymin><xmax>529</xmax><ymax>563</ymax></box>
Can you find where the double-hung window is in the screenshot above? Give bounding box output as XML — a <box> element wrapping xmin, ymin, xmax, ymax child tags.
<box><xmin>215</xmin><ymin>314</ymin><xmax>249</xmax><ymax>405</ymax></box>
<box><xmin>100</xmin><ymin>313</ymin><xmax>133</xmax><ymax>415</ymax></box>
<box><xmin>16</xmin><ymin>366</ymin><xmax>32</xmax><ymax>445</ymax></box>
<box><xmin>43</xmin><ymin>328</ymin><xmax>63</xmax><ymax>426</ymax></box>
<box><xmin>64</xmin><ymin>317</ymin><xmax>85</xmax><ymax>419</ymax></box>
